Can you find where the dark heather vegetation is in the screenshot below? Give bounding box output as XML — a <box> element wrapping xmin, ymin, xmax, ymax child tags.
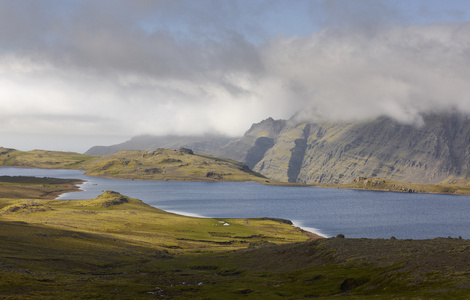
<box><xmin>0</xmin><ymin>176</ymin><xmax>82</xmax><ymax>199</ymax></box>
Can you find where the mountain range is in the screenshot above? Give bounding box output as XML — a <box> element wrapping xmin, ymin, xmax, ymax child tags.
<box><xmin>86</xmin><ymin>112</ymin><xmax>470</xmax><ymax>185</ymax></box>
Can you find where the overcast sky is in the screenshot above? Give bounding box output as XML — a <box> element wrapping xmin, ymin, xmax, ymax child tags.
<box><xmin>1</xmin><ymin>0</ymin><xmax>470</xmax><ymax>152</ymax></box>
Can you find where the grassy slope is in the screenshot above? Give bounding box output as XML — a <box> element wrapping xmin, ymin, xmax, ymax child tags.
<box><xmin>81</xmin><ymin>148</ymin><xmax>267</xmax><ymax>182</ymax></box>
<box><xmin>0</xmin><ymin>191</ymin><xmax>310</xmax><ymax>254</ymax></box>
<box><xmin>0</xmin><ymin>147</ymin><xmax>96</xmax><ymax>169</ymax></box>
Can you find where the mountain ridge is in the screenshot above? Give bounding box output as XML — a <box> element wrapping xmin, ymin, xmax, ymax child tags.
<box><xmin>86</xmin><ymin>134</ymin><xmax>236</xmax><ymax>156</ymax></box>
<box><xmin>244</xmin><ymin>112</ymin><xmax>470</xmax><ymax>184</ymax></box>
<box><xmin>85</xmin><ymin>112</ymin><xmax>470</xmax><ymax>185</ymax></box>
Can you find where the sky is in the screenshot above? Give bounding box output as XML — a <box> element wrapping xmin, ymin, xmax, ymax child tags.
<box><xmin>1</xmin><ymin>0</ymin><xmax>470</xmax><ymax>153</ymax></box>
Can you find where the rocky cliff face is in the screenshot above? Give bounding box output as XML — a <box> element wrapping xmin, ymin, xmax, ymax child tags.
<box><xmin>217</xmin><ymin>112</ymin><xmax>470</xmax><ymax>184</ymax></box>
<box><xmin>85</xmin><ymin>112</ymin><xmax>470</xmax><ymax>184</ymax></box>
<box><xmin>215</xmin><ymin>117</ymin><xmax>285</xmax><ymax>168</ymax></box>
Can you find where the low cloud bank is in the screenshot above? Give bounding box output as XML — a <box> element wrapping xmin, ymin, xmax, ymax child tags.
<box><xmin>1</xmin><ymin>1</ymin><xmax>470</xmax><ymax>142</ymax></box>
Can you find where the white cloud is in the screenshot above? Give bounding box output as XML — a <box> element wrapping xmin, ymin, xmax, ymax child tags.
<box><xmin>1</xmin><ymin>1</ymin><xmax>470</xmax><ymax>152</ymax></box>
<box><xmin>262</xmin><ymin>23</ymin><xmax>470</xmax><ymax>124</ymax></box>
<box><xmin>2</xmin><ymin>22</ymin><xmax>470</xmax><ymax>139</ymax></box>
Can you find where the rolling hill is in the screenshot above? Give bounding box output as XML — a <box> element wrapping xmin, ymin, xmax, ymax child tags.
<box><xmin>0</xmin><ymin>147</ymin><xmax>267</xmax><ymax>183</ymax></box>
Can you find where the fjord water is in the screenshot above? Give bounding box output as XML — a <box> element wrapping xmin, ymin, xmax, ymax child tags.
<box><xmin>2</xmin><ymin>167</ymin><xmax>469</xmax><ymax>239</ymax></box>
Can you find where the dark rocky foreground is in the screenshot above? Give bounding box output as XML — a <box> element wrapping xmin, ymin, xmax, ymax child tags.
<box><xmin>2</xmin><ymin>227</ymin><xmax>470</xmax><ymax>299</ymax></box>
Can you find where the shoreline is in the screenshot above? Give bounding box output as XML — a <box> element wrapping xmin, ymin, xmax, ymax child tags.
<box><xmin>3</xmin><ymin>167</ymin><xmax>470</xmax><ymax>240</ymax></box>
<box><xmin>0</xmin><ymin>174</ymin><xmax>84</xmax><ymax>200</ymax></box>
<box><xmin>78</xmin><ymin>172</ymin><xmax>470</xmax><ymax>196</ymax></box>
<box><xmin>291</xmin><ymin>220</ymin><xmax>328</xmax><ymax>239</ymax></box>
<box><xmin>129</xmin><ymin>207</ymin><xmax>326</xmax><ymax>240</ymax></box>
<box><xmin>156</xmin><ymin>208</ymin><xmax>326</xmax><ymax>240</ymax></box>
<box><xmin>42</xmin><ymin>181</ymin><xmax>84</xmax><ymax>199</ymax></box>
<box><xmin>3</xmin><ymin>165</ymin><xmax>470</xmax><ymax>196</ymax></box>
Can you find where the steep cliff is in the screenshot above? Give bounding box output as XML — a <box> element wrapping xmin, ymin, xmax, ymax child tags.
<box><xmin>228</xmin><ymin>113</ymin><xmax>470</xmax><ymax>184</ymax></box>
<box><xmin>216</xmin><ymin>117</ymin><xmax>286</xmax><ymax>167</ymax></box>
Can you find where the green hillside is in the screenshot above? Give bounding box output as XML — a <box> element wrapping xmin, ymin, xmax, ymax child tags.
<box><xmin>0</xmin><ymin>147</ymin><xmax>95</xmax><ymax>169</ymax></box>
<box><xmin>0</xmin><ymin>147</ymin><xmax>267</xmax><ymax>183</ymax></box>
<box><xmin>81</xmin><ymin>148</ymin><xmax>267</xmax><ymax>182</ymax></box>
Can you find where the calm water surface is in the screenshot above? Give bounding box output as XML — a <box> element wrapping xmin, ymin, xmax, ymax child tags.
<box><xmin>1</xmin><ymin>167</ymin><xmax>469</xmax><ymax>239</ymax></box>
